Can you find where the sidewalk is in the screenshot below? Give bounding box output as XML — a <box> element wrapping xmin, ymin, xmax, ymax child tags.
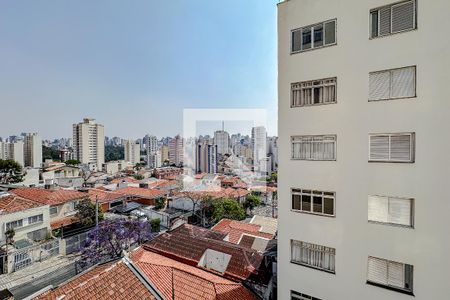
<box><xmin>0</xmin><ymin>255</ymin><xmax>78</xmax><ymax>291</ymax></box>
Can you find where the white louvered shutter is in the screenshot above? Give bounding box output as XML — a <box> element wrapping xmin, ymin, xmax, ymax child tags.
<box><xmin>368</xmin><ymin>257</ymin><xmax>388</xmax><ymax>285</ymax></box>
<box><xmin>391</xmin><ymin>67</ymin><xmax>415</xmax><ymax>98</ymax></box>
<box><xmin>379</xmin><ymin>7</ymin><xmax>392</xmax><ymax>36</ymax></box>
<box><xmin>392</xmin><ymin>1</ymin><xmax>415</xmax><ymax>33</ymax></box>
<box><xmin>388</xmin><ymin>261</ymin><xmax>405</xmax><ymax>288</ymax></box>
<box><xmin>369</xmin><ymin>135</ymin><xmax>390</xmax><ymax>160</ymax></box>
<box><xmin>388</xmin><ymin>198</ymin><xmax>412</xmax><ymax>226</ymax></box>
<box><xmin>369</xmin><ymin>71</ymin><xmax>390</xmax><ymax>100</ymax></box>
<box><xmin>291</xmin><ymin>241</ymin><xmax>301</xmax><ymax>262</ymax></box>
<box><xmin>390</xmin><ymin>134</ymin><xmax>413</xmax><ymax>162</ymax></box>
<box><xmin>368</xmin><ymin>196</ymin><xmax>389</xmax><ymax>223</ymax></box>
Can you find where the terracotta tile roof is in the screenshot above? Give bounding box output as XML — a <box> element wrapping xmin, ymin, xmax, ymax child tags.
<box><xmin>248</xmin><ymin>186</ymin><xmax>277</xmax><ymax>193</ymax></box>
<box><xmin>34</xmin><ymin>260</ymin><xmax>156</xmax><ymax>300</ymax></box>
<box><xmin>131</xmin><ymin>248</ymin><xmax>258</xmax><ymax>300</ymax></box>
<box><xmin>249</xmin><ymin>215</ymin><xmax>278</xmax><ymax>235</ymax></box>
<box><xmin>144</xmin><ymin>224</ymin><xmax>264</xmax><ymax>281</ymax></box>
<box><xmin>87</xmin><ymin>188</ymin><xmax>124</xmax><ymax>204</ymax></box>
<box><xmin>110</xmin><ymin>176</ymin><xmax>140</xmax><ymax>184</ymax></box>
<box><xmin>11</xmin><ymin>188</ymin><xmax>86</xmax><ymax>206</ymax></box>
<box><xmin>115</xmin><ymin>187</ymin><xmax>166</xmax><ymax>199</ymax></box>
<box><xmin>50</xmin><ymin>216</ymin><xmax>78</xmax><ymax>230</ymax></box>
<box><xmin>194</xmin><ymin>173</ymin><xmax>207</xmax><ymax>179</ymax></box>
<box><xmin>211</xmin><ymin>219</ymin><xmax>274</xmax><ymax>245</ymax></box>
<box><xmin>0</xmin><ymin>194</ymin><xmax>44</xmax><ymax>214</ymax></box>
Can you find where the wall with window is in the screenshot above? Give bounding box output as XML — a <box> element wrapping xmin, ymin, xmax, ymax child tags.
<box><xmin>0</xmin><ymin>205</ymin><xmax>51</xmax><ymax>242</ymax></box>
<box><xmin>49</xmin><ymin>199</ymin><xmax>84</xmax><ymax>223</ymax></box>
<box><xmin>278</xmin><ymin>0</ymin><xmax>450</xmax><ymax>299</ymax></box>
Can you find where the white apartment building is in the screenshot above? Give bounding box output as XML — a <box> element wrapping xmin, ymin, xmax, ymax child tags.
<box><xmin>0</xmin><ymin>141</ymin><xmax>24</xmax><ymax>167</ymax></box>
<box><xmin>72</xmin><ymin>118</ymin><xmax>105</xmax><ymax>170</ymax></box>
<box><xmin>214</xmin><ymin>130</ymin><xmax>230</xmax><ymax>155</ymax></box>
<box><xmin>168</xmin><ymin>135</ymin><xmax>184</xmax><ymax>166</ymax></box>
<box><xmin>148</xmin><ymin>151</ymin><xmax>162</xmax><ymax>169</ymax></box>
<box><xmin>278</xmin><ymin>0</ymin><xmax>450</xmax><ymax>299</ymax></box>
<box><xmin>124</xmin><ymin>139</ymin><xmax>140</xmax><ymax>165</ymax></box>
<box><xmin>196</xmin><ymin>140</ymin><xmax>218</xmax><ymax>174</ymax></box>
<box><xmin>23</xmin><ymin>133</ymin><xmax>42</xmax><ymax>168</ymax></box>
<box><xmin>251</xmin><ymin>126</ymin><xmax>267</xmax><ymax>163</ymax></box>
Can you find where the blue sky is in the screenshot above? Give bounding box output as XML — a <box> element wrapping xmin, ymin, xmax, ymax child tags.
<box><xmin>0</xmin><ymin>0</ymin><xmax>278</xmax><ymax>139</ymax></box>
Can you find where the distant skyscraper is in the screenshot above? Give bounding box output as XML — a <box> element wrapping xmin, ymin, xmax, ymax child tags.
<box><xmin>168</xmin><ymin>135</ymin><xmax>183</xmax><ymax>166</ymax></box>
<box><xmin>146</xmin><ymin>135</ymin><xmax>158</xmax><ymax>168</ymax></box>
<box><xmin>0</xmin><ymin>140</ymin><xmax>24</xmax><ymax>166</ymax></box>
<box><xmin>124</xmin><ymin>140</ymin><xmax>141</xmax><ymax>165</ymax></box>
<box><xmin>214</xmin><ymin>130</ymin><xmax>230</xmax><ymax>155</ymax></box>
<box><xmin>23</xmin><ymin>133</ymin><xmax>42</xmax><ymax>168</ymax></box>
<box><xmin>72</xmin><ymin>118</ymin><xmax>105</xmax><ymax>169</ymax></box>
<box><xmin>196</xmin><ymin>140</ymin><xmax>218</xmax><ymax>174</ymax></box>
<box><xmin>160</xmin><ymin>145</ymin><xmax>169</xmax><ymax>163</ymax></box>
<box><xmin>251</xmin><ymin>126</ymin><xmax>267</xmax><ymax>165</ymax></box>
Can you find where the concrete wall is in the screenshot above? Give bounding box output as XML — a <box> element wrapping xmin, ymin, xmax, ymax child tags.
<box><xmin>278</xmin><ymin>0</ymin><xmax>450</xmax><ymax>299</ymax></box>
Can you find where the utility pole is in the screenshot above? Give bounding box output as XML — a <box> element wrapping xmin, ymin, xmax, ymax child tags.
<box><xmin>95</xmin><ymin>195</ymin><xmax>99</xmax><ymax>228</ymax></box>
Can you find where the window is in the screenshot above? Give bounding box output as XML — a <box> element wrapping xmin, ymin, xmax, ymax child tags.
<box><xmin>367</xmin><ymin>256</ymin><xmax>414</xmax><ymax>294</ymax></box>
<box><xmin>292</xmin><ymin>19</ymin><xmax>336</xmax><ymax>53</ymax></box>
<box><xmin>370</xmin><ymin>0</ymin><xmax>416</xmax><ymax>38</ymax></box>
<box><xmin>368</xmin><ymin>195</ymin><xmax>413</xmax><ymax>227</ymax></box>
<box><xmin>369</xmin><ymin>66</ymin><xmax>416</xmax><ymax>101</ymax></box>
<box><xmin>291</xmin><ymin>290</ymin><xmax>322</xmax><ymax>300</ymax></box>
<box><xmin>292</xmin><ymin>135</ymin><xmax>336</xmax><ymax>161</ymax></box>
<box><xmin>369</xmin><ymin>133</ymin><xmax>414</xmax><ymax>162</ymax></box>
<box><xmin>292</xmin><ymin>189</ymin><xmax>335</xmax><ymax>216</ymax></box>
<box><xmin>6</xmin><ymin>219</ymin><xmax>23</xmax><ymax>230</ymax></box>
<box><xmin>50</xmin><ymin>206</ymin><xmax>58</xmax><ymax>216</ymax></box>
<box><xmin>292</xmin><ymin>78</ymin><xmax>336</xmax><ymax>107</ymax></box>
<box><xmin>28</xmin><ymin>214</ymin><xmax>44</xmax><ymax>225</ymax></box>
<box><xmin>291</xmin><ymin>240</ymin><xmax>335</xmax><ymax>273</ymax></box>
<box><xmin>70</xmin><ymin>200</ymin><xmax>80</xmax><ymax>211</ymax></box>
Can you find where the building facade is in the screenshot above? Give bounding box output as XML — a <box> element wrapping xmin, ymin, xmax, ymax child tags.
<box><xmin>168</xmin><ymin>135</ymin><xmax>183</xmax><ymax>166</ymax></box>
<box><xmin>124</xmin><ymin>139</ymin><xmax>140</xmax><ymax>165</ymax></box>
<box><xmin>196</xmin><ymin>140</ymin><xmax>218</xmax><ymax>174</ymax></box>
<box><xmin>214</xmin><ymin>130</ymin><xmax>230</xmax><ymax>155</ymax></box>
<box><xmin>72</xmin><ymin>118</ymin><xmax>105</xmax><ymax>170</ymax></box>
<box><xmin>0</xmin><ymin>141</ymin><xmax>24</xmax><ymax>167</ymax></box>
<box><xmin>278</xmin><ymin>0</ymin><xmax>450</xmax><ymax>299</ymax></box>
<box><xmin>23</xmin><ymin>133</ymin><xmax>42</xmax><ymax>168</ymax></box>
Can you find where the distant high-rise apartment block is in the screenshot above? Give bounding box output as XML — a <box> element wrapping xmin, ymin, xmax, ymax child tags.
<box><xmin>23</xmin><ymin>133</ymin><xmax>42</xmax><ymax>168</ymax></box>
<box><xmin>214</xmin><ymin>130</ymin><xmax>230</xmax><ymax>155</ymax></box>
<box><xmin>278</xmin><ymin>0</ymin><xmax>449</xmax><ymax>299</ymax></box>
<box><xmin>124</xmin><ymin>140</ymin><xmax>140</xmax><ymax>165</ymax></box>
<box><xmin>196</xmin><ymin>140</ymin><xmax>218</xmax><ymax>174</ymax></box>
<box><xmin>0</xmin><ymin>140</ymin><xmax>24</xmax><ymax>166</ymax></box>
<box><xmin>72</xmin><ymin>118</ymin><xmax>105</xmax><ymax>170</ymax></box>
<box><xmin>168</xmin><ymin>135</ymin><xmax>183</xmax><ymax>166</ymax></box>
<box><xmin>160</xmin><ymin>145</ymin><xmax>169</xmax><ymax>163</ymax></box>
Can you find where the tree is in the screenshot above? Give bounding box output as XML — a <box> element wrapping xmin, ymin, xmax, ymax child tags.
<box><xmin>75</xmin><ymin>198</ymin><xmax>104</xmax><ymax>227</ymax></box>
<box><xmin>210</xmin><ymin>198</ymin><xmax>245</xmax><ymax>224</ymax></box>
<box><xmin>133</xmin><ymin>174</ymin><xmax>144</xmax><ymax>180</ymax></box>
<box><xmin>42</xmin><ymin>145</ymin><xmax>60</xmax><ymax>161</ymax></box>
<box><xmin>65</xmin><ymin>159</ymin><xmax>80</xmax><ymax>166</ymax></box>
<box><xmin>105</xmin><ymin>145</ymin><xmax>124</xmax><ymax>162</ymax></box>
<box><xmin>150</xmin><ymin>218</ymin><xmax>161</xmax><ymax>232</ymax></box>
<box><xmin>79</xmin><ymin>219</ymin><xmax>153</xmax><ymax>269</ymax></box>
<box><xmin>244</xmin><ymin>194</ymin><xmax>261</xmax><ymax>211</ymax></box>
<box><xmin>0</xmin><ymin>159</ymin><xmax>25</xmax><ymax>184</ymax></box>
<box><xmin>154</xmin><ymin>197</ymin><xmax>166</xmax><ymax>210</ymax></box>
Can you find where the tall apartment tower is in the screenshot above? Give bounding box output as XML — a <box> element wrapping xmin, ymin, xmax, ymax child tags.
<box><xmin>0</xmin><ymin>141</ymin><xmax>24</xmax><ymax>166</ymax></box>
<box><xmin>23</xmin><ymin>133</ymin><xmax>42</xmax><ymax>168</ymax></box>
<box><xmin>278</xmin><ymin>1</ymin><xmax>450</xmax><ymax>299</ymax></box>
<box><xmin>251</xmin><ymin>126</ymin><xmax>267</xmax><ymax>163</ymax></box>
<box><xmin>214</xmin><ymin>130</ymin><xmax>230</xmax><ymax>155</ymax></box>
<box><xmin>168</xmin><ymin>135</ymin><xmax>184</xmax><ymax>166</ymax></box>
<box><xmin>196</xmin><ymin>140</ymin><xmax>218</xmax><ymax>174</ymax></box>
<box><xmin>124</xmin><ymin>140</ymin><xmax>140</xmax><ymax>165</ymax></box>
<box><xmin>72</xmin><ymin>118</ymin><xmax>105</xmax><ymax>170</ymax></box>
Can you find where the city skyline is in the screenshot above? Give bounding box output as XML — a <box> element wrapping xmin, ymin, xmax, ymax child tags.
<box><xmin>0</xmin><ymin>0</ymin><xmax>278</xmax><ymax>139</ymax></box>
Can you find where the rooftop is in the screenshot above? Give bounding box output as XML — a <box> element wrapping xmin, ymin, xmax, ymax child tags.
<box><xmin>11</xmin><ymin>188</ymin><xmax>86</xmax><ymax>206</ymax></box>
<box><xmin>87</xmin><ymin>188</ymin><xmax>124</xmax><ymax>203</ymax></box>
<box><xmin>115</xmin><ymin>187</ymin><xmax>166</xmax><ymax>199</ymax></box>
<box><xmin>131</xmin><ymin>248</ymin><xmax>258</xmax><ymax>300</ymax></box>
<box><xmin>0</xmin><ymin>194</ymin><xmax>44</xmax><ymax>215</ymax></box>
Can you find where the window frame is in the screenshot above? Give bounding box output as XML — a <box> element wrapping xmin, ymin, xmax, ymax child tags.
<box><xmin>291</xmin><ymin>77</ymin><xmax>337</xmax><ymax>108</ymax></box>
<box><xmin>291</xmin><ymin>135</ymin><xmax>337</xmax><ymax>161</ymax></box>
<box><xmin>368</xmin><ymin>132</ymin><xmax>415</xmax><ymax>163</ymax></box>
<box><xmin>367</xmin><ymin>256</ymin><xmax>414</xmax><ymax>295</ymax></box>
<box><xmin>369</xmin><ymin>0</ymin><xmax>417</xmax><ymax>39</ymax></box>
<box><xmin>290</xmin><ymin>239</ymin><xmax>336</xmax><ymax>274</ymax></box>
<box><xmin>368</xmin><ymin>66</ymin><xmax>417</xmax><ymax>102</ymax></box>
<box><xmin>50</xmin><ymin>206</ymin><xmax>58</xmax><ymax>216</ymax></box>
<box><xmin>27</xmin><ymin>214</ymin><xmax>44</xmax><ymax>225</ymax></box>
<box><xmin>291</xmin><ymin>19</ymin><xmax>337</xmax><ymax>54</ymax></box>
<box><xmin>291</xmin><ymin>188</ymin><xmax>336</xmax><ymax>217</ymax></box>
<box><xmin>291</xmin><ymin>290</ymin><xmax>323</xmax><ymax>300</ymax></box>
<box><xmin>368</xmin><ymin>195</ymin><xmax>414</xmax><ymax>228</ymax></box>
